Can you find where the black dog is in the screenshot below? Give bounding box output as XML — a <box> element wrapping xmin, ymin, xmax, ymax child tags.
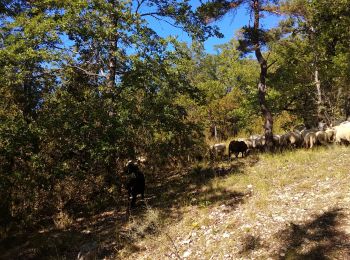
<box><xmin>125</xmin><ymin>160</ymin><xmax>145</xmax><ymax>207</ymax></box>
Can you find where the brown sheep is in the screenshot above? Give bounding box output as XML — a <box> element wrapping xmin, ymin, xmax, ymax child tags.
<box><xmin>281</xmin><ymin>131</ymin><xmax>302</xmax><ymax>148</ymax></box>
<box><xmin>325</xmin><ymin>128</ymin><xmax>335</xmax><ymax>142</ymax></box>
<box><xmin>315</xmin><ymin>131</ymin><xmax>328</xmax><ymax>146</ymax></box>
<box><xmin>304</xmin><ymin>132</ymin><xmax>317</xmax><ymax>149</ymax></box>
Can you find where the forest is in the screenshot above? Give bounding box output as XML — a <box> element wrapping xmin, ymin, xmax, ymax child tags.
<box><xmin>0</xmin><ymin>0</ymin><xmax>350</xmax><ymax>258</ymax></box>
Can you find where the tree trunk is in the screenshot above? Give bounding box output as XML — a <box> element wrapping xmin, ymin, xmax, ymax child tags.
<box><xmin>253</xmin><ymin>0</ymin><xmax>274</xmax><ymax>150</ymax></box>
<box><xmin>106</xmin><ymin>0</ymin><xmax>118</xmax><ymax>91</ymax></box>
<box><xmin>314</xmin><ymin>68</ymin><xmax>324</xmax><ymax>126</ymax></box>
<box><xmin>107</xmin><ymin>39</ymin><xmax>117</xmax><ymax>90</ymax></box>
<box><xmin>345</xmin><ymin>94</ymin><xmax>350</xmax><ymax>121</ymax></box>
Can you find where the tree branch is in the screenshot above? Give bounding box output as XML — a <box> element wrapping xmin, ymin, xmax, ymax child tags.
<box><xmin>66</xmin><ymin>65</ymin><xmax>106</xmax><ymax>78</ymax></box>
<box><xmin>140</xmin><ymin>12</ymin><xmax>161</xmax><ymax>17</ymax></box>
<box><xmin>135</xmin><ymin>0</ymin><xmax>147</xmax><ymax>14</ymax></box>
<box><xmin>147</xmin><ymin>14</ymin><xmax>185</xmax><ymax>30</ymax></box>
<box><xmin>267</xmin><ymin>60</ymin><xmax>277</xmax><ymax>69</ymax></box>
<box><xmin>261</xmin><ymin>6</ymin><xmax>282</xmax><ymax>15</ymax></box>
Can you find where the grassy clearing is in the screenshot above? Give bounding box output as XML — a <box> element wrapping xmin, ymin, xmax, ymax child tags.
<box><xmin>119</xmin><ymin>145</ymin><xmax>350</xmax><ymax>259</ymax></box>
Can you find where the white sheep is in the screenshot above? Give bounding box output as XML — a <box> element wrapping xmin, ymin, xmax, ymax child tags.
<box><xmin>210</xmin><ymin>143</ymin><xmax>226</xmax><ymax>159</ymax></box>
<box><xmin>334</xmin><ymin>124</ymin><xmax>350</xmax><ymax>144</ymax></box>
<box><xmin>249</xmin><ymin>135</ymin><xmax>265</xmax><ymax>151</ymax></box>
<box><xmin>273</xmin><ymin>134</ymin><xmax>280</xmax><ymax>144</ymax></box>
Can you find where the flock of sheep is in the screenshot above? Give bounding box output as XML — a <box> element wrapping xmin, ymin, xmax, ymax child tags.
<box><xmin>124</xmin><ymin>121</ymin><xmax>350</xmax><ymax>207</ymax></box>
<box><xmin>210</xmin><ymin>120</ymin><xmax>350</xmax><ymax>159</ymax></box>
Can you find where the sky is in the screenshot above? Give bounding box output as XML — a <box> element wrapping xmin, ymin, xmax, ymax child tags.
<box><xmin>60</xmin><ymin>1</ymin><xmax>284</xmax><ymax>55</ymax></box>
<box><xmin>147</xmin><ymin>2</ymin><xmax>284</xmax><ymax>54</ymax></box>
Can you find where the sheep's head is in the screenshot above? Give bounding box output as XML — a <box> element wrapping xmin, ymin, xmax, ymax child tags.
<box><xmin>125</xmin><ymin>160</ymin><xmax>138</xmax><ymax>174</ymax></box>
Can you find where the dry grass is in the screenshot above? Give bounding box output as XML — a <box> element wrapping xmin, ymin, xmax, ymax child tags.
<box><xmin>119</xmin><ymin>145</ymin><xmax>350</xmax><ymax>259</ymax></box>
<box><xmin>2</xmin><ymin>145</ymin><xmax>349</xmax><ymax>259</ymax></box>
<box><xmin>53</xmin><ymin>211</ymin><xmax>73</xmax><ymax>230</ymax></box>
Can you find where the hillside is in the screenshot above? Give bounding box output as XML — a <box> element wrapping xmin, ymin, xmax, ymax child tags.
<box><xmin>1</xmin><ymin>146</ymin><xmax>349</xmax><ymax>259</ymax></box>
<box><xmin>121</xmin><ymin>146</ymin><xmax>350</xmax><ymax>259</ymax></box>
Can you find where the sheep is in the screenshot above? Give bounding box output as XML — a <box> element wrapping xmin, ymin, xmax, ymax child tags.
<box><xmin>136</xmin><ymin>155</ymin><xmax>147</xmax><ymax>164</ymax></box>
<box><xmin>334</xmin><ymin>124</ymin><xmax>350</xmax><ymax>144</ymax></box>
<box><xmin>281</xmin><ymin>131</ymin><xmax>302</xmax><ymax>148</ymax></box>
<box><xmin>273</xmin><ymin>134</ymin><xmax>282</xmax><ymax>147</ymax></box>
<box><xmin>294</xmin><ymin>124</ymin><xmax>307</xmax><ymax>132</ymax></box>
<box><xmin>209</xmin><ymin>143</ymin><xmax>226</xmax><ymax>160</ymax></box>
<box><xmin>243</xmin><ymin>139</ymin><xmax>253</xmax><ymax>150</ymax></box>
<box><xmin>249</xmin><ymin>135</ymin><xmax>265</xmax><ymax>151</ymax></box>
<box><xmin>315</xmin><ymin>130</ymin><xmax>328</xmax><ymax>146</ymax></box>
<box><xmin>304</xmin><ymin>132</ymin><xmax>317</xmax><ymax>149</ymax></box>
<box><xmin>228</xmin><ymin>140</ymin><xmax>248</xmax><ymax>159</ymax></box>
<box><xmin>124</xmin><ymin>160</ymin><xmax>145</xmax><ymax>208</ymax></box>
<box><xmin>273</xmin><ymin>134</ymin><xmax>281</xmax><ymax>144</ymax></box>
<box><xmin>325</xmin><ymin>128</ymin><xmax>335</xmax><ymax>143</ymax></box>
<box><xmin>300</xmin><ymin>128</ymin><xmax>317</xmax><ymax>139</ymax></box>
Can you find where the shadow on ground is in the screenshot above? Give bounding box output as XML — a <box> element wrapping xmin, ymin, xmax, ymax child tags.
<box><xmin>0</xmin><ymin>155</ymin><xmax>259</xmax><ymax>259</ymax></box>
<box><xmin>147</xmin><ymin>154</ymin><xmax>260</xmax><ymax>215</ymax></box>
<box><xmin>276</xmin><ymin>208</ymin><xmax>350</xmax><ymax>259</ymax></box>
<box><xmin>0</xmin><ymin>208</ymin><xmax>125</xmax><ymax>259</ymax></box>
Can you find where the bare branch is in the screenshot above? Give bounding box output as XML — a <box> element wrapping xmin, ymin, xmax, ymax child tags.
<box><xmin>148</xmin><ymin>14</ymin><xmax>185</xmax><ymax>30</ymax></box>
<box><xmin>266</xmin><ymin>51</ymin><xmax>271</xmax><ymax>61</ymax></box>
<box><xmin>66</xmin><ymin>65</ymin><xmax>106</xmax><ymax>78</ymax></box>
<box><xmin>135</xmin><ymin>0</ymin><xmax>146</xmax><ymax>14</ymax></box>
<box><xmin>140</xmin><ymin>12</ymin><xmax>161</xmax><ymax>17</ymax></box>
<box><xmin>267</xmin><ymin>60</ymin><xmax>277</xmax><ymax>69</ymax></box>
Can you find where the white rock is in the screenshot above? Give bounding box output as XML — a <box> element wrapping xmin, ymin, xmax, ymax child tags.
<box><xmin>181</xmin><ymin>239</ymin><xmax>191</xmax><ymax>245</ymax></box>
<box><xmin>183</xmin><ymin>249</ymin><xmax>192</xmax><ymax>258</ymax></box>
<box><xmin>223</xmin><ymin>232</ymin><xmax>230</xmax><ymax>238</ymax></box>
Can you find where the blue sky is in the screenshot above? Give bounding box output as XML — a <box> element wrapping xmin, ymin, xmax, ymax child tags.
<box><xmin>147</xmin><ymin>2</ymin><xmax>283</xmax><ymax>53</ymax></box>
<box><xmin>60</xmin><ymin>1</ymin><xmax>284</xmax><ymax>55</ymax></box>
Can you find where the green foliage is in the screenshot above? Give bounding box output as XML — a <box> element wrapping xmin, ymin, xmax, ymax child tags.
<box><xmin>183</xmin><ymin>40</ymin><xmax>260</xmax><ymax>140</ymax></box>
<box><xmin>269</xmin><ymin>0</ymin><xmax>350</xmax><ymax>125</ymax></box>
<box><xmin>0</xmin><ymin>0</ymin><xmax>215</xmax><ymax>235</ymax></box>
<box><xmin>0</xmin><ymin>0</ymin><xmax>349</xmax><ymax>239</ymax></box>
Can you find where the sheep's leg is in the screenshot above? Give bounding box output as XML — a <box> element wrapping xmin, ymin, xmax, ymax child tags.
<box><xmin>130</xmin><ymin>195</ymin><xmax>137</xmax><ymax>208</ymax></box>
<box><xmin>127</xmin><ymin>188</ymin><xmax>132</xmax><ymax>200</ymax></box>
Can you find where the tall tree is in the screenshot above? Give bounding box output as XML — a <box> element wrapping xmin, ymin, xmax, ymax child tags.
<box><xmin>0</xmin><ymin>0</ymin><xmax>221</xmax><ymax>231</ymax></box>
<box><xmin>59</xmin><ymin>0</ymin><xmax>220</xmax><ymax>94</ymax></box>
<box><xmin>309</xmin><ymin>0</ymin><xmax>350</xmax><ymax>121</ymax></box>
<box><xmin>275</xmin><ymin>0</ymin><xmax>350</xmax><ymax>124</ymax></box>
<box><xmin>198</xmin><ymin>0</ymin><xmax>282</xmax><ymax>149</ymax></box>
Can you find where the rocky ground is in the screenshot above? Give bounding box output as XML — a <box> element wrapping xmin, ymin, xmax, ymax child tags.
<box><xmin>125</xmin><ymin>147</ymin><xmax>350</xmax><ymax>259</ymax></box>
<box><xmin>1</xmin><ymin>146</ymin><xmax>350</xmax><ymax>259</ymax></box>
